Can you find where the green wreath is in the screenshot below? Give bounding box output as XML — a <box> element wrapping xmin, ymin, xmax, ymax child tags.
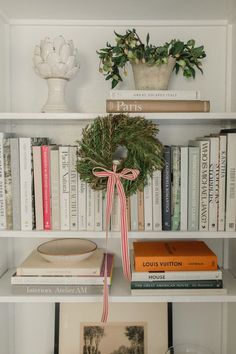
<box><xmin>76</xmin><ymin>114</ymin><xmax>164</xmax><ymax>197</ymax></box>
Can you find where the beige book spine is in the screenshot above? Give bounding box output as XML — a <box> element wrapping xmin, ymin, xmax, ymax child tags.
<box><xmin>106</xmin><ymin>99</ymin><xmax>210</xmax><ymax>113</ymax></box>
<box><xmin>138</xmin><ymin>190</ymin><xmax>144</xmax><ymax>231</ymax></box>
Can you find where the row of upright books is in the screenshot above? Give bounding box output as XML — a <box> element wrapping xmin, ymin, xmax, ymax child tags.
<box><xmin>131</xmin><ymin>240</ymin><xmax>226</xmax><ymax>295</ymax></box>
<box><xmin>106</xmin><ymin>89</ymin><xmax>210</xmax><ymax>112</ymax></box>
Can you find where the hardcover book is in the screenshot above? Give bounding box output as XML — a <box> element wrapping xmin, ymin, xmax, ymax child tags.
<box><xmin>10</xmin><ymin>138</ymin><xmax>21</xmax><ymax>230</ymax></box>
<box><xmin>180</xmin><ymin>146</ymin><xmax>188</xmax><ymax>231</ymax></box>
<box><xmin>133</xmin><ymin>240</ymin><xmax>218</xmax><ymax>272</ymax></box>
<box><xmin>131</xmin><ymin>279</ymin><xmax>223</xmax><ymax>289</ymax></box>
<box><xmin>11</xmin><ymin>284</ymin><xmax>105</xmax><ymax>296</ymax></box>
<box><xmin>188</xmin><ymin>146</ymin><xmax>200</xmax><ymax>231</ymax></box>
<box><xmin>152</xmin><ymin>170</ymin><xmax>162</xmax><ymax>231</ymax></box>
<box><xmin>110</xmin><ymin>89</ymin><xmax>201</xmax><ymax>100</ymax></box>
<box><xmin>69</xmin><ymin>146</ymin><xmax>78</xmax><ymax>230</ymax></box>
<box><xmin>162</xmin><ymin>146</ymin><xmax>171</xmax><ymax>230</ymax></box>
<box><xmin>106</xmin><ymin>99</ymin><xmax>210</xmax><ymax>113</ymax></box>
<box><xmin>59</xmin><ymin>146</ymin><xmax>70</xmax><ymax>230</ymax></box>
<box><xmin>16</xmin><ymin>248</ymin><xmax>104</xmax><ymax>276</ymax></box>
<box><xmin>50</xmin><ymin>148</ymin><xmax>60</xmax><ymax>230</ymax></box>
<box><xmin>225</xmin><ymin>133</ymin><xmax>236</xmax><ymax>231</ymax></box>
<box><xmin>171</xmin><ymin>146</ymin><xmax>181</xmax><ymax>231</ymax></box>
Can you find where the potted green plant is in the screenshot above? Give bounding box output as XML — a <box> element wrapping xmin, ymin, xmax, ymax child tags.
<box><xmin>97</xmin><ymin>29</ymin><xmax>206</xmax><ymax>89</ymax></box>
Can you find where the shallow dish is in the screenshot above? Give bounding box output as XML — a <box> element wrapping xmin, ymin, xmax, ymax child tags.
<box><xmin>37</xmin><ymin>238</ymin><xmax>97</xmax><ymax>264</ymax></box>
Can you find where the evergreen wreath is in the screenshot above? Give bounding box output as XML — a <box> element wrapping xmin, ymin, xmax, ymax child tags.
<box><xmin>76</xmin><ymin>114</ymin><xmax>164</xmax><ymax>197</ymax></box>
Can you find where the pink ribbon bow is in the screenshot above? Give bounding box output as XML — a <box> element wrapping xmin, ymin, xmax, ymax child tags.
<box><xmin>93</xmin><ymin>164</ymin><xmax>139</xmax><ymax>322</ymax></box>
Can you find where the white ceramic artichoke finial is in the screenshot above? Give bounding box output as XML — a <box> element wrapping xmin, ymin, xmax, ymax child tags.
<box><xmin>33</xmin><ymin>35</ymin><xmax>79</xmax><ymax>80</ymax></box>
<box><xmin>33</xmin><ymin>36</ymin><xmax>79</xmax><ymax>112</ymax></box>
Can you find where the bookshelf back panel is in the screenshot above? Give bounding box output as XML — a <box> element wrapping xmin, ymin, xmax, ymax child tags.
<box><xmin>0</xmin><ymin>303</ymin><xmax>9</xmax><ymax>354</ymax></box>
<box><xmin>9</xmin><ymin>24</ymin><xmax>226</xmax><ymax>113</ymax></box>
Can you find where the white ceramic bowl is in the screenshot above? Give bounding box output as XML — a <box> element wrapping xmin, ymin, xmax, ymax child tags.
<box><xmin>37</xmin><ymin>238</ymin><xmax>97</xmax><ymax>264</ymax></box>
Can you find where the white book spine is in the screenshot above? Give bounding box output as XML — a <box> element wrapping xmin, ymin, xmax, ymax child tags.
<box><xmin>110</xmin><ymin>90</ymin><xmax>201</xmax><ymax>100</ymax></box>
<box><xmin>3</xmin><ymin>138</ymin><xmax>13</xmax><ymax>229</ymax></box>
<box><xmin>226</xmin><ymin>133</ymin><xmax>236</xmax><ymax>231</ymax></box>
<box><xmin>0</xmin><ymin>134</ymin><xmax>6</xmax><ymax>229</ymax></box>
<box><xmin>59</xmin><ymin>146</ymin><xmax>70</xmax><ymax>230</ymax></box>
<box><xmin>50</xmin><ymin>149</ymin><xmax>60</xmax><ymax>230</ymax></box>
<box><xmin>171</xmin><ymin>146</ymin><xmax>181</xmax><ymax>231</ymax></box>
<box><xmin>94</xmin><ymin>190</ymin><xmax>103</xmax><ymax>231</ymax></box>
<box><xmin>102</xmin><ymin>192</ymin><xmax>108</xmax><ymax>231</ymax></box>
<box><xmin>111</xmin><ymin>189</ymin><xmax>120</xmax><ymax>231</ymax></box>
<box><xmin>180</xmin><ymin>147</ymin><xmax>188</xmax><ymax>231</ymax></box>
<box><xmin>32</xmin><ymin>146</ymin><xmax>44</xmax><ymax>230</ymax></box>
<box><xmin>218</xmin><ymin>135</ymin><xmax>227</xmax><ymax>231</ymax></box>
<box><xmin>132</xmin><ymin>269</ymin><xmax>223</xmax><ymax>281</ymax></box>
<box><xmin>130</xmin><ymin>192</ymin><xmax>138</xmax><ymax>230</ymax></box>
<box><xmin>144</xmin><ymin>175</ymin><xmax>153</xmax><ymax>230</ymax></box>
<box><xmin>86</xmin><ymin>184</ymin><xmax>95</xmax><ymax>230</ymax></box>
<box><xmin>78</xmin><ymin>176</ymin><xmax>87</xmax><ymax>230</ymax></box>
<box><xmin>19</xmin><ymin>138</ymin><xmax>32</xmax><ymax>230</ymax></box>
<box><xmin>69</xmin><ymin>146</ymin><xmax>78</xmax><ymax>231</ymax></box>
<box><xmin>208</xmin><ymin>137</ymin><xmax>219</xmax><ymax>231</ymax></box>
<box><xmin>188</xmin><ymin>147</ymin><xmax>200</xmax><ymax>231</ymax></box>
<box><xmin>152</xmin><ymin>170</ymin><xmax>162</xmax><ymax>231</ymax></box>
<box><xmin>10</xmin><ymin>138</ymin><xmax>21</xmax><ymax>230</ymax></box>
<box><xmin>199</xmin><ymin>141</ymin><xmax>209</xmax><ymax>231</ymax></box>
<box><xmin>11</xmin><ymin>275</ymin><xmax>111</xmax><ymax>285</ymax></box>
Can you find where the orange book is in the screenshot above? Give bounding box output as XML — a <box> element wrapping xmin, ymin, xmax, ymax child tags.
<box><xmin>133</xmin><ymin>240</ymin><xmax>218</xmax><ymax>272</ymax></box>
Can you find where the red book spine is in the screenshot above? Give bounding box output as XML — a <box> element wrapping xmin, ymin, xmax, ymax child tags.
<box><xmin>41</xmin><ymin>146</ymin><xmax>51</xmax><ymax>230</ymax></box>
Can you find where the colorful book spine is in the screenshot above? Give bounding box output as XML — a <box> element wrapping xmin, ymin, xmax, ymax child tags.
<box><xmin>162</xmin><ymin>146</ymin><xmax>171</xmax><ymax>230</ymax></box>
<box><xmin>188</xmin><ymin>147</ymin><xmax>200</xmax><ymax>231</ymax></box>
<box><xmin>41</xmin><ymin>145</ymin><xmax>51</xmax><ymax>230</ymax></box>
<box><xmin>152</xmin><ymin>170</ymin><xmax>162</xmax><ymax>231</ymax></box>
<box><xmin>10</xmin><ymin>138</ymin><xmax>21</xmax><ymax>230</ymax></box>
<box><xmin>50</xmin><ymin>148</ymin><xmax>60</xmax><ymax>230</ymax></box>
<box><xmin>208</xmin><ymin>137</ymin><xmax>219</xmax><ymax>231</ymax></box>
<box><xmin>19</xmin><ymin>138</ymin><xmax>32</xmax><ymax>230</ymax></box>
<box><xmin>110</xmin><ymin>89</ymin><xmax>201</xmax><ymax>100</ymax></box>
<box><xmin>226</xmin><ymin>133</ymin><xmax>236</xmax><ymax>231</ymax></box>
<box><xmin>144</xmin><ymin>175</ymin><xmax>153</xmax><ymax>231</ymax></box>
<box><xmin>0</xmin><ymin>133</ymin><xmax>6</xmax><ymax>229</ymax></box>
<box><xmin>218</xmin><ymin>135</ymin><xmax>227</xmax><ymax>231</ymax></box>
<box><xmin>33</xmin><ymin>146</ymin><xmax>44</xmax><ymax>230</ymax></box>
<box><xmin>59</xmin><ymin>146</ymin><xmax>70</xmax><ymax>230</ymax></box>
<box><xmin>131</xmin><ymin>279</ymin><xmax>223</xmax><ymax>289</ymax></box>
<box><xmin>69</xmin><ymin>146</ymin><xmax>78</xmax><ymax>231</ymax></box>
<box><xmin>171</xmin><ymin>146</ymin><xmax>181</xmax><ymax>231</ymax></box>
<box><xmin>180</xmin><ymin>147</ymin><xmax>188</xmax><ymax>231</ymax></box>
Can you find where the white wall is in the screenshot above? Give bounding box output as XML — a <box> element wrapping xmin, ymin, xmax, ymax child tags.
<box><xmin>0</xmin><ymin>18</ymin><xmax>9</xmax><ymax>111</ymax></box>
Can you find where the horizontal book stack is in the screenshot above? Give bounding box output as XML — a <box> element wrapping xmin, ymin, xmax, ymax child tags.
<box><xmin>107</xmin><ymin>89</ymin><xmax>210</xmax><ymax>113</ymax></box>
<box><xmin>11</xmin><ymin>249</ymin><xmax>114</xmax><ymax>295</ymax></box>
<box><xmin>131</xmin><ymin>240</ymin><xmax>226</xmax><ymax>295</ymax></box>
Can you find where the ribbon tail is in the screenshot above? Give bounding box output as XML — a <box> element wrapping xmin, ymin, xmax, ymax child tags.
<box><xmin>101</xmin><ymin>176</ymin><xmax>115</xmax><ymax>323</ymax></box>
<box><xmin>116</xmin><ymin>179</ymin><xmax>131</xmax><ymax>282</ymax></box>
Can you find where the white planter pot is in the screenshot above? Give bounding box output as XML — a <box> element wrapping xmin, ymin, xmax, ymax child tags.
<box><xmin>131</xmin><ymin>57</ymin><xmax>176</xmax><ymax>90</ymax></box>
<box><xmin>42</xmin><ymin>78</ymin><xmax>69</xmax><ymax>113</ymax></box>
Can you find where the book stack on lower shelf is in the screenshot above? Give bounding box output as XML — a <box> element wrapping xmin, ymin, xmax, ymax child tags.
<box><xmin>107</xmin><ymin>89</ymin><xmax>210</xmax><ymax>112</ymax></box>
<box><xmin>131</xmin><ymin>240</ymin><xmax>227</xmax><ymax>295</ymax></box>
<box><xmin>11</xmin><ymin>248</ymin><xmax>114</xmax><ymax>296</ymax></box>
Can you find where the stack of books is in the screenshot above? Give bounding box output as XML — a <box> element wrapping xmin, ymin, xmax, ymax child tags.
<box><xmin>131</xmin><ymin>240</ymin><xmax>226</xmax><ymax>295</ymax></box>
<box><xmin>11</xmin><ymin>248</ymin><xmax>114</xmax><ymax>295</ymax></box>
<box><xmin>106</xmin><ymin>89</ymin><xmax>210</xmax><ymax>113</ymax></box>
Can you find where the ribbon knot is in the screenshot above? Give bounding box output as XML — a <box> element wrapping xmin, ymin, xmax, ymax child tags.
<box><xmin>92</xmin><ymin>164</ymin><xmax>139</xmax><ymax>322</ymax></box>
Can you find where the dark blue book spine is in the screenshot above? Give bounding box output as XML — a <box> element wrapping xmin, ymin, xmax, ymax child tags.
<box><xmin>162</xmin><ymin>146</ymin><xmax>171</xmax><ymax>230</ymax></box>
<box><xmin>131</xmin><ymin>279</ymin><xmax>223</xmax><ymax>289</ymax></box>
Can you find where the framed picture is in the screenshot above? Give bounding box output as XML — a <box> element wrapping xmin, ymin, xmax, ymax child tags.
<box><xmin>54</xmin><ymin>302</ymin><xmax>172</xmax><ymax>354</ymax></box>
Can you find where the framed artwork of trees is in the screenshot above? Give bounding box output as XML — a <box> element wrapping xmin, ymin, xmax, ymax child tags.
<box><xmin>55</xmin><ymin>303</ymin><xmax>172</xmax><ymax>354</ymax></box>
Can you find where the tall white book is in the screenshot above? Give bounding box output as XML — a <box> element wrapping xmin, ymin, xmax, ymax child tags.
<box><xmin>19</xmin><ymin>138</ymin><xmax>33</xmax><ymax>231</ymax></box>
<box><xmin>225</xmin><ymin>133</ymin><xmax>236</xmax><ymax>231</ymax></box>
<box><xmin>94</xmin><ymin>190</ymin><xmax>103</xmax><ymax>231</ymax></box>
<box><xmin>111</xmin><ymin>189</ymin><xmax>120</xmax><ymax>231</ymax></box>
<box><xmin>152</xmin><ymin>170</ymin><xmax>162</xmax><ymax>231</ymax></box>
<box><xmin>32</xmin><ymin>146</ymin><xmax>44</xmax><ymax>230</ymax></box>
<box><xmin>218</xmin><ymin>135</ymin><xmax>227</xmax><ymax>231</ymax></box>
<box><xmin>190</xmin><ymin>139</ymin><xmax>210</xmax><ymax>231</ymax></box>
<box><xmin>171</xmin><ymin>146</ymin><xmax>181</xmax><ymax>231</ymax></box>
<box><xmin>50</xmin><ymin>148</ymin><xmax>60</xmax><ymax>230</ymax></box>
<box><xmin>86</xmin><ymin>184</ymin><xmax>95</xmax><ymax>230</ymax></box>
<box><xmin>59</xmin><ymin>146</ymin><xmax>70</xmax><ymax>230</ymax></box>
<box><xmin>180</xmin><ymin>147</ymin><xmax>188</xmax><ymax>231</ymax></box>
<box><xmin>3</xmin><ymin>138</ymin><xmax>13</xmax><ymax>229</ymax></box>
<box><xmin>69</xmin><ymin>146</ymin><xmax>78</xmax><ymax>231</ymax></box>
<box><xmin>10</xmin><ymin>138</ymin><xmax>21</xmax><ymax>230</ymax></box>
<box><xmin>0</xmin><ymin>133</ymin><xmax>7</xmax><ymax>229</ymax></box>
<box><xmin>144</xmin><ymin>175</ymin><xmax>153</xmax><ymax>231</ymax></box>
<box><xmin>188</xmin><ymin>147</ymin><xmax>200</xmax><ymax>231</ymax></box>
<box><xmin>206</xmin><ymin>136</ymin><xmax>220</xmax><ymax>231</ymax></box>
<box><xmin>130</xmin><ymin>192</ymin><xmax>138</xmax><ymax>231</ymax></box>
<box><xmin>78</xmin><ymin>175</ymin><xmax>87</xmax><ymax>230</ymax></box>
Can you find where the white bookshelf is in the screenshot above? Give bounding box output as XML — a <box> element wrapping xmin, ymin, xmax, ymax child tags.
<box><xmin>0</xmin><ymin>1</ymin><xmax>236</xmax><ymax>353</ymax></box>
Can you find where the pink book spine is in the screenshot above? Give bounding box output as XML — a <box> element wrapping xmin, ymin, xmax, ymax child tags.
<box><xmin>41</xmin><ymin>146</ymin><xmax>51</xmax><ymax>230</ymax></box>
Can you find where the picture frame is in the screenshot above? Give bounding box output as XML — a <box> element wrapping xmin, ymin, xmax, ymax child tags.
<box><xmin>54</xmin><ymin>302</ymin><xmax>172</xmax><ymax>354</ymax></box>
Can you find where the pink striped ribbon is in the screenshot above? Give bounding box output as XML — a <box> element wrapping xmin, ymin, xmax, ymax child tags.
<box><xmin>93</xmin><ymin>164</ymin><xmax>139</xmax><ymax>322</ymax></box>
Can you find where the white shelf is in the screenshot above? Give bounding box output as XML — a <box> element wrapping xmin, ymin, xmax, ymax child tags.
<box><xmin>0</xmin><ymin>230</ymin><xmax>235</xmax><ymax>239</ymax></box>
<box><xmin>0</xmin><ymin>112</ymin><xmax>235</xmax><ymax>125</ymax></box>
<box><xmin>0</xmin><ymin>268</ymin><xmax>236</xmax><ymax>303</ymax></box>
